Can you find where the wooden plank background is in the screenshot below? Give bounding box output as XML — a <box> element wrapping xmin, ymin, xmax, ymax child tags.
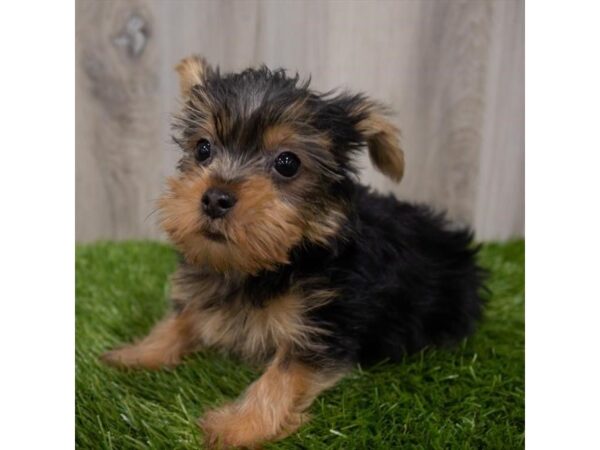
<box><xmin>76</xmin><ymin>0</ymin><xmax>524</xmax><ymax>242</ymax></box>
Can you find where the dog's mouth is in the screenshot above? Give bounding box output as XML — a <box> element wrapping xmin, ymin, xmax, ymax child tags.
<box><xmin>200</xmin><ymin>227</ymin><xmax>227</xmax><ymax>243</ymax></box>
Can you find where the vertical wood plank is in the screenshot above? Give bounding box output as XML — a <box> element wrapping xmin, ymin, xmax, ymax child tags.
<box><xmin>76</xmin><ymin>0</ymin><xmax>162</xmax><ymax>240</ymax></box>
<box><xmin>475</xmin><ymin>0</ymin><xmax>525</xmax><ymax>240</ymax></box>
<box><xmin>409</xmin><ymin>0</ymin><xmax>494</xmax><ymax>227</ymax></box>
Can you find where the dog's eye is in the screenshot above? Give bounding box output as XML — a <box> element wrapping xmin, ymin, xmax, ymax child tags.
<box><xmin>195</xmin><ymin>139</ymin><xmax>211</xmax><ymax>162</ymax></box>
<box><xmin>274</xmin><ymin>152</ymin><xmax>301</xmax><ymax>177</ymax></box>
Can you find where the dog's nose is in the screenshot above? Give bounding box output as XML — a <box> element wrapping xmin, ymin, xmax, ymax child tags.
<box><xmin>201</xmin><ymin>187</ymin><xmax>237</xmax><ymax>219</ymax></box>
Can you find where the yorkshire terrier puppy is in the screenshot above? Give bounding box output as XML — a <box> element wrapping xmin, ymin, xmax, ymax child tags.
<box><xmin>102</xmin><ymin>55</ymin><xmax>485</xmax><ymax>449</ymax></box>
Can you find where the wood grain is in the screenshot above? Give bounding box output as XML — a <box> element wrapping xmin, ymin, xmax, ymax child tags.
<box><xmin>76</xmin><ymin>0</ymin><xmax>524</xmax><ymax>241</ymax></box>
<box><xmin>76</xmin><ymin>0</ymin><xmax>162</xmax><ymax>240</ymax></box>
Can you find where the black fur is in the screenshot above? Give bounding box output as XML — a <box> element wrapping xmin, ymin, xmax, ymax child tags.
<box><xmin>308</xmin><ymin>186</ymin><xmax>485</xmax><ymax>366</ymax></box>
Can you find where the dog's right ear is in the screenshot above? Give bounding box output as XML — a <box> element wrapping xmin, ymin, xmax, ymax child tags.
<box><xmin>175</xmin><ymin>55</ymin><xmax>210</xmax><ymax>99</ymax></box>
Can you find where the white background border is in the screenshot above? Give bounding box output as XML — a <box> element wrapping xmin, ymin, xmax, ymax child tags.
<box><xmin>0</xmin><ymin>1</ymin><xmax>74</xmax><ymax>448</ymax></box>
<box><xmin>527</xmin><ymin>0</ymin><xmax>600</xmax><ymax>448</ymax></box>
<box><xmin>1</xmin><ymin>0</ymin><xmax>600</xmax><ymax>448</ymax></box>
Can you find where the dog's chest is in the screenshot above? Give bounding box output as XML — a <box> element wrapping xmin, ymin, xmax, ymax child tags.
<box><xmin>192</xmin><ymin>292</ymin><xmax>310</xmax><ymax>362</ymax></box>
<box><xmin>171</xmin><ymin>264</ymin><xmax>323</xmax><ymax>362</ymax></box>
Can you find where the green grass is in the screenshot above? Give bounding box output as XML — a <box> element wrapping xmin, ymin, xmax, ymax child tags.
<box><xmin>76</xmin><ymin>241</ymin><xmax>524</xmax><ymax>449</ymax></box>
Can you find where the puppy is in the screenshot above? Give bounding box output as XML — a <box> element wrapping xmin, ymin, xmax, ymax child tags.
<box><xmin>102</xmin><ymin>56</ymin><xmax>485</xmax><ymax>449</ymax></box>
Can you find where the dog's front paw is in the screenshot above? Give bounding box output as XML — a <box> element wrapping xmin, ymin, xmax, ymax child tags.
<box><xmin>100</xmin><ymin>344</ymin><xmax>180</xmax><ymax>370</ymax></box>
<box><xmin>199</xmin><ymin>403</ymin><xmax>305</xmax><ymax>449</ymax></box>
<box><xmin>199</xmin><ymin>405</ymin><xmax>264</xmax><ymax>449</ymax></box>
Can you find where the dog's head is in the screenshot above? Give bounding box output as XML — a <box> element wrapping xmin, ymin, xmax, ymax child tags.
<box><xmin>159</xmin><ymin>55</ymin><xmax>404</xmax><ymax>274</ymax></box>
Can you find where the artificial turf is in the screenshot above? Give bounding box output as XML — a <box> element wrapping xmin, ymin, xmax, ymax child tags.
<box><xmin>76</xmin><ymin>240</ymin><xmax>524</xmax><ymax>449</ymax></box>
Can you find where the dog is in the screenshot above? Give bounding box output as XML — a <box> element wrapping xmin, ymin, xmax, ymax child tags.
<box><xmin>101</xmin><ymin>55</ymin><xmax>486</xmax><ymax>449</ymax></box>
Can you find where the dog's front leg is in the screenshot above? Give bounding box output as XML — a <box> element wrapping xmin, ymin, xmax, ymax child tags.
<box><xmin>200</xmin><ymin>352</ymin><xmax>346</xmax><ymax>449</ymax></box>
<box><xmin>101</xmin><ymin>309</ymin><xmax>199</xmax><ymax>370</ymax></box>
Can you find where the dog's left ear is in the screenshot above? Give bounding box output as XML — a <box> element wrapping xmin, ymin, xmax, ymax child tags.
<box><xmin>355</xmin><ymin>104</ymin><xmax>405</xmax><ymax>182</ymax></box>
<box><xmin>175</xmin><ymin>55</ymin><xmax>210</xmax><ymax>99</ymax></box>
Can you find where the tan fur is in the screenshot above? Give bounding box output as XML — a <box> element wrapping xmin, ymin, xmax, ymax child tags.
<box><xmin>195</xmin><ymin>295</ymin><xmax>323</xmax><ymax>363</ymax></box>
<box><xmin>175</xmin><ymin>55</ymin><xmax>209</xmax><ymax>98</ymax></box>
<box><xmin>262</xmin><ymin>122</ymin><xmax>333</xmax><ymax>156</ymax></box>
<box><xmin>170</xmin><ymin>266</ymin><xmax>335</xmax><ymax>363</ymax></box>
<box><xmin>262</xmin><ymin>123</ymin><xmax>297</xmax><ymax>150</ymax></box>
<box><xmin>304</xmin><ymin>207</ymin><xmax>346</xmax><ymax>246</ymax></box>
<box><xmin>356</xmin><ymin>110</ymin><xmax>405</xmax><ymax>182</ymax></box>
<box><xmin>100</xmin><ymin>313</ymin><xmax>198</xmax><ymax>369</ymax></box>
<box><xmin>159</xmin><ymin>171</ymin><xmax>307</xmax><ymax>275</ymax></box>
<box><xmin>200</xmin><ymin>352</ymin><xmax>346</xmax><ymax>449</ymax></box>
<box><xmin>159</xmin><ymin>160</ymin><xmax>345</xmax><ymax>273</ymax></box>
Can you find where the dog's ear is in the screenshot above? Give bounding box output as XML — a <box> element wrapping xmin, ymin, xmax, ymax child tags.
<box><xmin>175</xmin><ymin>55</ymin><xmax>210</xmax><ymax>98</ymax></box>
<box><xmin>354</xmin><ymin>103</ymin><xmax>405</xmax><ymax>182</ymax></box>
<box><xmin>325</xmin><ymin>94</ymin><xmax>405</xmax><ymax>182</ymax></box>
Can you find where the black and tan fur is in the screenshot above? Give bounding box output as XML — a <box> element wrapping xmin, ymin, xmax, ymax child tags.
<box><xmin>102</xmin><ymin>55</ymin><xmax>485</xmax><ymax>449</ymax></box>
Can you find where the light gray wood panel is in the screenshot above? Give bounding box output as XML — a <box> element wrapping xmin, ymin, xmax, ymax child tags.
<box><xmin>76</xmin><ymin>0</ymin><xmax>164</xmax><ymax>240</ymax></box>
<box><xmin>76</xmin><ymin>0</ymin><xmax>524</xmax><ymax>242</ymax></box>
<box><xmin>474</xmin><ymin>0</ymin><xmax>525</xmax><ymax>240</ymax></box>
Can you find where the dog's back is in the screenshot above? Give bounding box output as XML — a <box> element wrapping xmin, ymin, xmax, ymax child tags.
<box><xmin>300</xmin><ymin>184</ymin><xmax>486</xmax><ymax>365</ymax></box>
